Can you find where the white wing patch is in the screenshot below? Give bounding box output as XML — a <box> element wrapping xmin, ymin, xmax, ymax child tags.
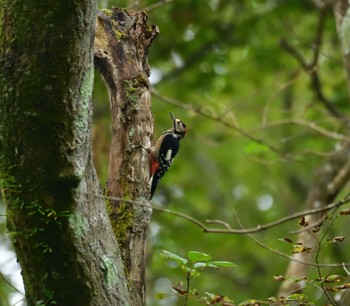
<box><xmin>165</xmin><ymin>149</ymin><xmax>172</xmax><ymax>161</ymax></box>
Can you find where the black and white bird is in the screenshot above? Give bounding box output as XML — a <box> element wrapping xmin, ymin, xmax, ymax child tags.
<box><xmin>148</xmin><ymin>112</ymin><xmax>187</xmax><ymax>199</ymax></box>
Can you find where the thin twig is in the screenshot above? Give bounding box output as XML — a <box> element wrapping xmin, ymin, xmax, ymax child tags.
<box><xmin>205</xmin><ymin>219</ymin><xmax>232</xmax><ymax>229</ymax></box>
<box><xmin>231</xmin><ymin>208</ymin><xmax>350</xmax><ymax>268</ymax></box>
<box><xmin>289</xmin><ymin>213</ymin><xmax>327</xmax><ymax>234</ymax></box>
<box><xmin>247</xmin><ymin>119</ymin><xmax>349</xmax><ymax>141</ymax></box>
<box><xmin>314</xmin><ymin>215</ymin><xmax>337</xmax><ymax>305</ymax></box>
<box><xmin>151</xmin><ymin>88</ymin><xmax>293</xmax><ymax>160</ymax></box>
<box><xmin>184</xmin><ymin>271</ymin><xmax>191</xmax><ymax>306</ymax></box>
<box><xmin>280</xmin><ymin>10</ymin><xmax>344</xmax><ymax>120</ymax></box>
<box><xmin>311</xmin><ymin>8</ymin><xmax>327</xmax><ymax>67</ymax></box>
<box><xmin>96</xmin><ymin>193</ymin><xmax>350</xmax><ymax>235</ymax></box>
<box><xmin>0</xmin><ymin>272</ymin><xmax>24</xmax><ymax>295</ymax></box>
<box><xmin>280</xmin><ymin>38</ymin><xmax>346</xmax><ymax>121</ymax></box>
<box><xmin>12</xmin><ymin>298</ymin><xmax>26</xmax><ymax>306</ymax></box>
<box><xmin>342</xmin><ymin>262</ymin><xmax>350</xmax><ymax>276</ymax></box>
<box><xmin>155</xmin><ymin>197</ymin><xmax>350</xmax><ymax>234</ymax></box>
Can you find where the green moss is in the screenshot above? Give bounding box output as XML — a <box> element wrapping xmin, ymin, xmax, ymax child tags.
<box><xmin>122</xmin><ymin>75</ymin><xmax>149</xmax><ymax>117</ymax></box>
<box><xmin>114</xmin><ymin>200</ymin><xmax>134</xmax><ymax>243</ymax></box>
<box><xmin>113</xmin><ymin>28</ymin><xmax>125</xmax><ymax>41</ymax></box>
<box><xmin>99</xmin><ymin>8</ymin><xmax>112</xmax><ymax>17</ymax></box>
<box><xmin>123</xmin><ymin>80</ymin><xmax>139</xmax><ymax>105</ymax></box>
<box><xmin>106</xmin><ymin>178</ymin><xmax>134</xmax><ymax>245</ymax></box>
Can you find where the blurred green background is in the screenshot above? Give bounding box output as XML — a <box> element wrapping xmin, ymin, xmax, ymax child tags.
<box><xmin>2</xmin><ymin>1</ymin><xmax>350</xmax><ymax>305</ymax></box>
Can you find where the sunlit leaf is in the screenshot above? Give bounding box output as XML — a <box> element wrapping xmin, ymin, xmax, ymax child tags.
<box><xmin>292</xmin><ymin>243</ymin><xmax>311</xmax><ymax>253</ymax></box>
<box><xmin>209</xmin><ymin>261</ymin><xmax>237</xmax><ymax>268</ymax></box>
<box><xmin>160</xmin><ymin>250</ymin><xmax>188</xmax><ymax>265</ymax></box>
<box><xmin>189</xmin><ymin>269</ymin><xmax>200</xmax><ymax>278</ymax></box>
<box><xmin>206</xmin><ymin>263</ymin><xmax>220</xmax><ymax>269</ymax></box>
<box><xmin>317</xmin><ymin>275</ymin><xmax>344</xmax><ymax>283</ymax></box>
<box><xmin>188</xmin><ymin>251</ymin><xmax>212</xmax><ymax>263</ymax></box>
<box><xmin>289</xmin><ymin>276</ymin><xmax>308</xmax><ymax>283</ymax></box>
<box><xmin>287</xmin><ymin>293</ymin><xmax>306</xmax><ymax>301</ymax></box>
<box><xmin>193</xmin><ymin>262</ymin><xmax>206</xmax><ymax>269</ymax></box>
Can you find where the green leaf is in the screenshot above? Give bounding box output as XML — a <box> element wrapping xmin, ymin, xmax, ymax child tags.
<box><xmin>193</xmin><ymin>262</ymin><xmax>207</xmax><ymax>269</ymax></box>
<box><xmin>181</xmin><ymin>265</ymin><xmax>192</xmax><ymax>274</ymax></box>
<box><xmin>319</xmin><ymin>274</ymin><xmax>344</xmax><ymax>283</ymax></box>
<box><xmin>287</xmin><ymin>293</ymin><xmax>306</xmax><ymax>301</ymax></box>
<box><xmin>189</xmin><ymin>269</ymin><xmax>201</xmax><ymax>278</ymax></box>
<box><xmin>160</xmin><ymin>250</ymin><xmax>188</xmax><ymax>265</ymax></box>
<box><xmin>206</xmin><ymin>263</ymin><xmax>220</xmax><ymax>269</ymax></box>
<box><xmin>188</xmin><ymin>251</ymin><xmax>212</xmax><ymax>263</ymax></box>
<box><xmin>209</xmin><ymin>261</ymin><xmax>237</xmax><ymax>268</ymax></box>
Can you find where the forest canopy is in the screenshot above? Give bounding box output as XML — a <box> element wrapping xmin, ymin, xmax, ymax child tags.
<box><xmin>1</xmin><ymin>1</ymin><xmax>350</xmax><ymax>305</ymax></box>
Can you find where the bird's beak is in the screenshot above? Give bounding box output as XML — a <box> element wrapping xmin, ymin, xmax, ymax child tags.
<box><xmin>169</xmin><ymin>112</ymin><xmax>176</xmax><ymax>127</ymax></box>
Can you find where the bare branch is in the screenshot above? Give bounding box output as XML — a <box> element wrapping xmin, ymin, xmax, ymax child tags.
<box><xmin>151</xmin><ymin>88</ymin><xmax>293</xmax><ymax>160</ymax></box>
<box><xmin>289</xmin><ymin>213</ymin><xmax>327</xmax><ymax>234</ymax></box>
<box><xmin>248</xmin><ymin>118</ymin><xmax>349</xmax><ymax>141</ymax></box>
<box><xmin>279</xmin><ymin>143</ymin><xmax>350</xmax><ymax>296</ymax></box>
<box><xmin>206</xmin><ymin>219</ymin><xmax>232</xmax><ymax>230</ymax></box>
<box><xmin>343</xmin><ymin>262</ymin><xmax>350</xmax><ymax>276</ymax></box>
<box><xmin>0</xmin><ymin>272</ymin><xmax>24</xmax><ymax>295</ymax></box>
<box><xmin>152</xmin><ymin>196</ymin><xmax>350</xmax><ymax>235</ymax></box>
<box><xmin>280</xmin><ymin>38</ymin><xmax>346</xmax><ymax>121</ymax></box>
<box><xmin>231</xmin><ymin>208</ymin><xmax>350</xmax><ymax>268</ymax></box>
<box><xmin>311</xmin><ymin>8</ymin><xmax>327</xmax><ymax>67</ymax></box>
<box><xmin>314</xmin><ymin>215</ymin><xmax>337</xmax><ymax>305</ymax></box>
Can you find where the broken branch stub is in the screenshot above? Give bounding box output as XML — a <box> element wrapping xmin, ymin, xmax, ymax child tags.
<box><xmin>94</xmin><ymin>7</ymin><xmax>159</xmax><ymax>305</ymax></box>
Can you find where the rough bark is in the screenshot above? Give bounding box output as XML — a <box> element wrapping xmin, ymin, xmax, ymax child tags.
<box><xmin>0</xmin><ymin>1</ymin><xmax>131</xmax><ymax>305</ymax></box>
<box><xmin>94</xmin><ymin>8</ymin><xmax>158</xmax><ymax>305</ymax></box>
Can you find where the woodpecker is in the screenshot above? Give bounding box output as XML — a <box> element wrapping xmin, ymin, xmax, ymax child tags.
<box><xmin>149</xmin><ymin>112</ymin><xmax>187</xmax><ymax>199</ymax></box>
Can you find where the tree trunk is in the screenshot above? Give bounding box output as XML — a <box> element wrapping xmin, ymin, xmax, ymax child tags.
<box><xmin>94</xmin><ymin>8</ymin><xmax>158</xmax><ymax>304</ymax></box>
<box><xmin>0</xmin><ymin>1</ymin><xmax>132</xmax><ymax>305</ymax></box>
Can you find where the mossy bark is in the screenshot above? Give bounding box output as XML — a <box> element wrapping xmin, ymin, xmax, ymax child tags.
<box><xmin>94</xmin><ymin>8</ymin><xmax>158</xmax><ymax>305</ymax></box>
<box><xmin>0</xmin><ymin>1</ymin><xmax>131</xmax><ymax>305</ymax></box>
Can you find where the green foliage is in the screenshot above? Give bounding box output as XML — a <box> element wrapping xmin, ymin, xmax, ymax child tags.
<box><xmin>1</xmin><ymin>0</ymin><xmax>350</xmax><ymax>304</ymax></box>
<box><xmin>160</xmin><ymin>250</ymin><xmax>235</xmax><ymax>305</ymax></box>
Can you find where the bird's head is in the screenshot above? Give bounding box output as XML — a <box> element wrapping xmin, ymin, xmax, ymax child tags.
<box><xmin>170</xmin><ymin>112</ymin><xmax>187</xmax><ymax>138</ymax></box>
